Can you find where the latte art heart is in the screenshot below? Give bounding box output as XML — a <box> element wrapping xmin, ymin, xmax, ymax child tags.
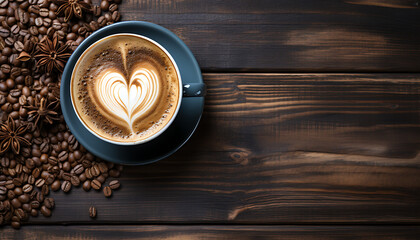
<box><xmin>96</xmin><ymin>68</ymin><xmax>160</xmax><ymax>131</ymax></box>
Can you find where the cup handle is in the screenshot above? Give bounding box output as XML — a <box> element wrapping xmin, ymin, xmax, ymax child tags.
<box><xmin>183</xmin><ymin>83</ymin><xmax>206</xmax><ymax>97</ymax></box>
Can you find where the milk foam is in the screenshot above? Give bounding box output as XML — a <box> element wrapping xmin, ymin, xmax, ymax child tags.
<box><xmin>71</xmin><ymin>34</ymin><xmax>180</xmax><ymax>143</ymax></box>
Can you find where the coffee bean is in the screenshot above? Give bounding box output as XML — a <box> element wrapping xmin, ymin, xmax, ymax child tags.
<box><xmin>1</xmin><ymin>64</ymin><xmax>11</xmax><ymax>73</ymax></box>
<box><xmin>18</xmin><ymin>194</ymin><xmax>29</xmax><ymax>203</ymax></box>
<box><xmin>14</xmin><ymin>41</ymin><xmax>24</xmax><ymax>52</ymax></box>
<box><xmin>100</xmin><ymin>0</ymin><xmax>109</xmax><ymax>10</ymax></box>
<box><xmin>91</xmin><ymin>179</ymin><xmax>101</xmax><ymax>190</ymax></box>
<box><xmin>89</xmin><ymin>206</ymin><xmax>96</xmax><ymax>218</ymax></box>
<box><xmin>89</xmin><ymin>21</ymin><xmax>99</xmax><ymax>31</ymax></box>
<box><xmin>0</xmin><ymin>27</ymin><xmax>9</xmax><ymax>37</ymax></box>
<box><xmin>22</xmin><ymin>184</ymin><xmax>33</xmax><ymax>193</ymax></box>
<box><xmin>82</xmin><ymin>180</ymin><xmax>91</xmax><ymax>191</ymax></box>
<box><xmin>84</xmin><ymin>168</ymin><xmax>93</xmax><ymax>179</ymax></box>
<box><xmin>109</xmin><ymin>3</ymin><xmax>118</xmax><ymax>12</ymax></box>
<box><xmin>41</xmin><ymin>184</ymin><xmax>49</xmax><ymax>195</ymax></box>
<box><xmin>35</xmin><ymin>17</ymin><xmax>43</xmax><ymax>26</ymax></box>
<box><xmin>103</xmin><ymin>186</ymin><xmax>112</xmax><ymax>197</ymax></box>
<box><xmin>44</xmin><ymin>197</ymin><xmax>54</xmax><ymax>209</ymax></box>
<box><xmin>109</xmin><ymin>169</ymin><xmax>120</xmax><ymax>178</ymax></box>
<box><xmin>0</xmin><ymin>0</ymin><xmax>8</xmax><ymax>8</ymax></box>
<box><xmin>40</xmin><ymin>205</ymin><xmax>51</xmax><ymax>217</ymax></box>
<box><xmin>13</xmin><ymin>187</ymin><xmax>22</xmax><ymax>195</ymax></box>
<box><xmin>11</xmin><ymin>198</ymin><xmax>21</xmax><ymax>208</ymax></box>
<box><xmin>91</xmin><ymin>165</ymin><xmax>100</xmax><ymax>177</ymax></box>
<box><xmin>11</xmin><ymin>221</ymin><xmax>20</xmax><ymax>229</ymax></box>
<box><xmin>112</xmin><ymin>11</ymin><xmax>121</xmax><ymax>22</ymax></box>
<box><xmin>58</xmin><ymin>151</ymin><xmax>68</xmax><ymax>161</ymax></box>
<box><xmin>97</xmin><ymin>16</ymin><xmax>106</xmax><ymax>27</ymax></box>
<box><xmin>93</xmin><ymin>5</ymin><xmax>101</xmax><ymax>17</ymax></box>
<box><xmin>15</xmin><ymin>208</ymin><xmax>26</xmax><ymax>220</ymax></box>
<box><xmin>35</xmin><ymin>178</ymin><xmax>45</xmax><ymax>188</ymax></box>
<box><xmin>30</xmin><ymin>209</ymin><xmax>38</xmax><ymax>217</ymax></box>
<box><xmin>31</xmin><ymin>201</ymin><xmax>40</xmax><ymax>209</ymax></box>
<box><xmin>109</xmin><ymin>180</ymin><xmax>120</xmax><ymax>190</ymax></box>
<box><xmin>61</xmin><ymin>180</ymin><xmax>71</xmax><ymax>192</ymax></box>
<box><xmin>22</xmin><ymin>203</ymin><xmax>31</xmax><ymax>213</ymax></box>
<box><xmin>39</xmin><ymin>8</ymin><xmax>49</xmax><ymax>17</ymax></box>
<box><xmin>0</xmin><ymin>186</ymin><xmax>6</xmax><ymax>195</ymax></box>
<box><xmin>74</xmin><ymin>164</ymin><xmax>84</xmax><ymax>175</ymax></box>
<box><xmin>70</xmin><ymin>175</ymin><xmax>80</xmax><ymax>186</ymax></box>
<box><xmin>62</xmin><ymin>172</ymin><xmax>71</xmax><ymax>181</ymax></box>
<box><xmin>51</xmin><ymin>180</ymin><xmax>60</xmax><ymax>191</ymax></box>
<box><xmin>98</xmin><ymin>162</ymin><xmax>108</xmax><ymax>173</ymax></box>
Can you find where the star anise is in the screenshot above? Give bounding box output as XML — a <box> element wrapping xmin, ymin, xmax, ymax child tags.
<box><xmin>55</xmin><ymin>0</ymin><xmax>92</xmax><ymax>22</ymax></box>
<box><xmin>25</xmin><ymin>96</ymin><xmax>59</xmax><ymax>126</ymax></box>
<box><xmin>34</xmin><ymin>36</ymin><xmax>71</xmax><ymax>73</ymax></box>
<box><xmin>0</xmin><ymin>116</ymin><xmax>31</xmax><ymax>154</ymax></box>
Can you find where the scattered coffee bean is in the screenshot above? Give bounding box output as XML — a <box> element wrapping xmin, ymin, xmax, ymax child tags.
<box><xmin>91</xmin><ymin>179</ymin><xmax>101</xmax><ymax>190</ymax></box>
<box><xmin>40</xmin><ymin>205</ymin><xmax>51</xmax><ymax>217</ymax></box>
<box><xmin>89</xmin><ymin>206</ymin><xmax>96</xmax><ymax>218</ymax></box>
<box><xmin>109</xmin><ymin>180</ymin><xmax>120</xmax><ymax>190</ymax></box>
<box><xmin>61</xmin><ymin>180</ymin><xmax>71</xmax><ymax>192</ymax></box>
<box><xmin>103</xmin><ymin>186</ymin><xmax>112</xmax><ymax>197</ymax></box>
<box><xmin>82</xmin><ymin>180</ymin><xmax>91</xmax><ymax>191</ymax></box>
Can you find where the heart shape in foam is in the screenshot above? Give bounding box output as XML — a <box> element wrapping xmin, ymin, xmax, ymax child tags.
<box><xmin>95</xmin><ymin>68</ymin><xmax>160</xmax><ymax>131</ymax></box>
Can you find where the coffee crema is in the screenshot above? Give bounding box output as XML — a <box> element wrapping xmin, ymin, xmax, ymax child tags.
<box><xmin>71</xmin><ymin>34</ymin><xmax>180</xmax><ymax>143</ymax></box>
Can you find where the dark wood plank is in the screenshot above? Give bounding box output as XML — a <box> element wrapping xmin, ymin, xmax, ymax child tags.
<box><xmin>2</xmin><ymin>225</ymin><xmax>420</xmax><ymax>239</ymax></box>
<box><xmin>119</xmin><ymin>0</ymin><xmax>420</xmax><ymax>71</ymax></box>
<box><xmin>27</xmin><ymin>74</ymin><xmax>420</xmax><ymax>224</ymax></box>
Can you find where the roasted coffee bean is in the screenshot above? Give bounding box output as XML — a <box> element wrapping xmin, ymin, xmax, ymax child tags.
<box><xmin>0</xmin><ymin>186</ymin><xmax>6</xmax><ymax>195</ymax></box>
<box><xmin>1</xmin><ymin>64</ymin><xmax>11</xmax><ymax>73</ymax></box>
<box><xmin>109</xmin><ymin>3</ymin><xmax>118</xmax><ymax>12</ymax></box>
<box><xmin>74</xmin><ymin>164</ymin><xmax>84</xmax><ymax>175</ymax></box>
<box><xmin>18</xmin><ymin>194</ymin><xmax>29</xmax><ymax>203</ymax></box>
<box><xmin>51</xmin><ymin>180</ymin><xmax>60</xmax><ymax>191</ymax></box>
<box><xmin>15</xmin><ymin>208</ymin><xmax>26</xmax><ymax>220</ymax></box>
<box><xmin>91</xmin><ymin>165</ymin><xmax>100</xmax><ymax>177</ymax></box>
<box><xmin>103</xmin><ymin>186</ymin><xmax>112</xmax><ymax>197</ymax></box>
<box><xmin>82</xmin><ymin>180</ymin><xmax>91</xmax><ymax>191</ymax></box>
<box><xmin>97</xmin><ymin>16</ymin><xmax>106</xmax><ymax>26</ymax></box>
<box><xmin>39</xmin><ymin>8</ymin><xmax>49</xmax><ymax>17</ymax></box>
<box><xmin>61</xmin><ymin>180</ymin><xmax>71</xmax><ymax>192</ymax></box>
<box><xmin>109</xmin><ymin>169</ymin><xmax>120</xmax><ymax>178</ymax></box>
<box><xmin>30</xmin><ymin>209</ymin><xmax>38</xmax><ymax>217</ymax></box>
<box><xmin>98</xmin><ymin>162</ymin><xmax>108</xmax><ymax>173</ymax></box>
<box><xmin>91</xmin><ymin>179</ymin><xmax>101</xmax><ymax>190</ymax></box>
<box><xmin>27</xmin><ymin>175</ymin><xmax>34</xmax><ymax>185</ymax></box>
<box><xmin>93</xmin><ymin>5</ymin><xmax>101</xmax><ymax>16</ymax></box>
<box><xmin>0</xmin><ymin>0</ymin><xmax>8</xmax><ymax>8</ymax></box>
<box><xmin>11</xmin><ymin>24</ymin><xmax>20</xmax><ymax>34</ymax></box>
<box><xmin>44</xmin><ymin>197</ymin><xmax>54</xmax><ymax>209</ymax></box>
<box><xmin>58</xmin><ymin>151</ymin><xmax>68</xmax><ymax>161</ymax></box>
<box><xmin>13</xmin><ymin>187</ymin><xmax>22</xmax><ymax>195</ymax></box>
<box><xmin>35</xmin><ymin>178</ymin><xmax>45</xmax><ymax>188</ymax></box>
<box><xmin>41</xmin><ymin>184</ymin><xmax>49</xmax><ymax>195</ymax></box>
<box><xmin>70</xmin><ymin>175</ymin><xmax>80</xmax><ymax>186</ymax></box>
<box><xmin>100</xmin><ymin>0</ymin><xmax>109</xmax><ymax>10</ymax></box>
<box><xmin>31</xmin><ymin>201</ymin><xmax>40</xmax><ymax>209</ymax></box>
<box><xmin>0</xmin><ymin>27</ymin><xmax>9</xmax><ymax>37</ymax></box>
<box><xmin>40</xmin><ymin>205</ymin><xmax>51</xmax><ymax>217</ymax></box>
<box><xmin>84</xmin><ymin>168</ymin><xmax>93</xmax><ymax>179</ymax></box>
<box><xmin>11</xmin><ymin>198</ymin><xmax>21</xmax><ymax>208</ymax></box>
<box><xmin>89</xmin><ymin>206</ymin><xmax>96</xmax><ymax>218</ymax></box>
<box><xmin>13</xmin><ymin>178</ymin><xmax>22</xmax><ymax>186</ymax></box>
<box><xmin>62</xmin><ymin>172</ymin><xmax>71</xmax><ymax>181</ymax></box>
<box><xmin>22</xmin><ymin>203</ymin><xmax>31</xmax><ymax>213</ymax></box>
<box><xmin>22</xmin><ymin>184</ymin><xmax>33</xmax><ymax>193</ymax></box>
<box><xmin>36</xmin><ymin>191</ymin><xmax>44</xmax><ymax>202</ymax></box>
<box><xmin>35</xmin><ymin>17</ymin><xmax>43</xmax><ymax>26</ymax></box>
<box><xmin>11</xmin><ymin>221</ymin><xmax>20</xmax><ymax>229</ymax></box>
<box><xmin>109</xmin><ymin>180</ymin><xmax>120</xmax><ymax>190</ymax></box>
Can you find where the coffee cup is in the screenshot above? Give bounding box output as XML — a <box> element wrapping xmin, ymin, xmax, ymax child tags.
<box><xmin>61</xmin><ymin>21</ymin><xmax>205</xmax><ymax>164</ymax></box>
<box><xmin>69</xmin><ymin>32</ymin><xmax>204</xmax><ymax>145</ymax></box>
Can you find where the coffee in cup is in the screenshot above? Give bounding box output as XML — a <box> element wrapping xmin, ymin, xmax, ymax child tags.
<box><xmin>71</xmin><ymin>34</ymin><xmax>181</xmax><ymax>144</ymax></box>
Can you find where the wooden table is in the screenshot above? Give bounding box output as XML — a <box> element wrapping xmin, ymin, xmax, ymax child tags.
<box><xmin>3</xmin><ymin>0</ymin><xmax>420</xmax><ymax>239</ymax></box>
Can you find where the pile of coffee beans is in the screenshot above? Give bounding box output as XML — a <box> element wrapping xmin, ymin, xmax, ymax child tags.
<box><xmin>0</xmin><ymin>0</ymin><xmax>124</xmax><ymax>229</ymax></box>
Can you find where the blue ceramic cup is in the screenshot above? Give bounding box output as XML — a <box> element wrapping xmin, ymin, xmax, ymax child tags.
<box><xmin>61</xmin><ymin>21</ymin><xmax>205</xmax><ymax>164</ymax></box>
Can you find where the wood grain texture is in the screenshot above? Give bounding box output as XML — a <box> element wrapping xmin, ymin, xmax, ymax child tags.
<box><xmin>118</xmin><ymin>0</ymin><xmax>420</xmax><ymax>71</ymax></box>
<box><xmin>2</xmin><ymin>225</ymin><xmax>420</xmax><ymax>240</ymax></box>
<box><xmin>23</xmin><ymin>73</ymin><xmax>420</xmax><ymax>224</ymax></box>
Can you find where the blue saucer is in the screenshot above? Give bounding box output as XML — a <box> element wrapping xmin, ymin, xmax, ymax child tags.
<box><xmin>61</xmin><ymin>21</ymin><xmax>204</xmax><ymax>165</ymax></box>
